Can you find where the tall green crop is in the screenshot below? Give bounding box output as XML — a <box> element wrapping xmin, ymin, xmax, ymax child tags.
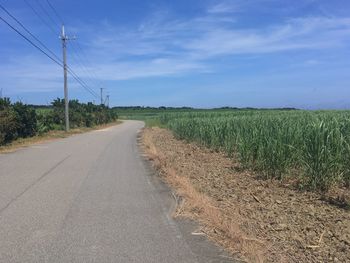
<box><xmin>161</xmin><ymin>110</ymin><xmax>350</xmax><ymax>192</ymax></box>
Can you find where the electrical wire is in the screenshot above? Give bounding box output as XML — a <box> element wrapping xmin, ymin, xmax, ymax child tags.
<box><xmin>0</xmin><ymin>14</ymin><xmax>99</xmax><ymax>99</ymax></box>
<box><xmin>0</xmin><ymin>14</ymin><xmax>62</xmax><ymax>66</ymax></box>
<box><xmin>0</xmin><ymin>3</ymin><xmax>61</xmax><ymax>63</ymax></box>
<box><xmin>23</xmin><ymin>0</ymin><xmax>57</xmax><ymax>36</ymax></box>
<box><xmin>37</xmin><ymin>0</ymin><xmax>104</xmax><ymax>95</ymax></box>
<box><xmin>45</xmin><ymin>0</ymin><xmax>64</xmax><ymax>25</ymax></box>
<box><xmin>69</xmin><ymin>43</ymin><xmax>104</xmax><ymax>89</ymax></box>
<box><xmin>35</xmin><ymin>0</ymin><xmax>59</xmax><ymax>29</ymax></box>
<box><xmin>36</xmin><ymin>0</ymin><xmax>101</xmax><ymax>90</ymax></box>
<box><xmin>67</xmin><ymin>67</ymin><xmax>100</xmax><ymax>98</ymax></box>
<box><xmin>33</xmin><ymin>0</ymin><xmax>102</xmax><ymax>97</ymax></box>
<box><xmin>3</xmin><ymin>1</ymin><xmax>100</xmax><ymax>99</ymax></box>
<box><xmin>74</xmin><ymin>41</ymin><xmax>105</xmax><ymax>87</ymax></box>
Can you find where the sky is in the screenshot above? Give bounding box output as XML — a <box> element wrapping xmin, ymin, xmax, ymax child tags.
<box><xmin>0</xmin><ymin>0</ymin><xmax>350</xmax><ymax>109</ymax></box>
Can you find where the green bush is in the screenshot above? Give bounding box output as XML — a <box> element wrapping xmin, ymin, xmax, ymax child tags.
<box><xmin>42</xmin><ymin>98</ymin><xmax>118</xmax><ymax>129</ymax></box>
<box><xmin>0</xmin><ymin>99</ymin><xmax>18</xmax><ymax>145</ymax></box>
<box><xmin>13</xmin><ymin>102</ymin><xmax>37</xmax><ymax>138</ymax></box>
<box><xmin>0</xmin><ymin>97</ymin><xmax>118</xmax><ymax>146</ymax></box>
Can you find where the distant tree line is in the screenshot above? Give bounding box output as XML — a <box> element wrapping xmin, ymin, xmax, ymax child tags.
<box><xmin>112</xmin><ymin>106</ymin><xmax>194</xmax><ymax>111</ymax></box>
<box><xmin>112</xmin><ymin>106</ymin><xmax>298</xmax><ymax>112</ymax></box>
<box><xmin>0</xmin><ymin>98</ymin><xmax>118</xmax><ymax>146</ymax></box>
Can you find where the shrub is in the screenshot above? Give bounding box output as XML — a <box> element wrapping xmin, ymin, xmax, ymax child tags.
<box><xmin>13</xmin><ymin>102</ymin><xmax>37</xmax><ymax>138</ymax></box>
<box><xmin>0</xmin><ymin>97</ymin><xmax>117</xmax><ymax>146</ymax></box>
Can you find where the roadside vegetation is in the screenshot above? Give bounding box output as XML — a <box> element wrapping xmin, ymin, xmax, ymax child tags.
<box><xmin>142</xmin><ymin>127</ymin><xmax>350</xmax><ymax>263</ymax></box>
<box><xmin>0</xmin><ymin>97</ymin><xmax>118</xmax><ymax>146</ymax></box>
<box><xmin>153</xmin><ymin>110</ymin><xmax>350</xmax><ymax>193</ymax></box>
<box><xmin>139</xmin><ymin>108</ymin><xmax>350</xmax><ymax>262</ymax></box>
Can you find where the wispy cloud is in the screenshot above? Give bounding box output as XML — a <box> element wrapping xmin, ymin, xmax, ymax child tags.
<box><xmin>81</xmin><ymin>14</ymin><xmax>350</xmax><ymax>81</ymax></box>
<box><xmin>0</xmin><ymin>55</ymin><xmax>61</xmax><ymax>93</ymax></box>
<box><xmin>2</xmin><ymin>1</ymin><xmax>350</xmax><ymax>96</ymax></box>
<box><xmin>92</xmin><ymin>58</ymin><xmax>207</xmax><ymax>81</ymax></box>
<box><xmin>207</xmin><ymin>1</ymin><xmax>239</xmax><ymax>14</ymax></box>
<box><xmin>0</xmin><ymin>55</ymin><xmax>86</xmax><ymax>96</ymax></box>
<box><xmin>183</xmin><ymin>17</ymin><xmax>350</xmax><ymax>57</ymax></box>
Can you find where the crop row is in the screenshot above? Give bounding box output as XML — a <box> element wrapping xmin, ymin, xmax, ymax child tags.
<box><xmin>160</xmin><ymin>110</ymin><xmax>350</xmax><ymax>191</ymax></box>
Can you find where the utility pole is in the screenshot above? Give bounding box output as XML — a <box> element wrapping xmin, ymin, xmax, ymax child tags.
<box><xmin>60</xmin><ymin>25</ymin><xmax>75</xmax><ymax>132</ymax></box>
<box><xmin>100</xmin><ymin>87</ymin><xmax>104</xmax><ymax>105</ymax></box>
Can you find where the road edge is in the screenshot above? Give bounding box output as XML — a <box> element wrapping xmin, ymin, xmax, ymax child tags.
<box><xmin>0</xmin><ymin>121</ymin><xmax>122</xmax><ymax>154</ymax></box>
<box><xmin>136</xmin><ymin>127</ymin><xmax>238</xmax><ymax>263</ymax></box>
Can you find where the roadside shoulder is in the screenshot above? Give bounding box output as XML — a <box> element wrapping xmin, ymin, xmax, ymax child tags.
<box><xmin>141</xmin><ymin>127</ymin><xmax>350</xmax><ymax>263</ymax></box>
<box><xmin>0</xmin><ymin>121</ymin><xmax>122</xmax><ymax>154</ymax></box>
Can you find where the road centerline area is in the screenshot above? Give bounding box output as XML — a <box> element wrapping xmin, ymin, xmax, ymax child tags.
<box><xmin>0</xmin><ymin>155</ymin><xmax>71</xmax><ymax>215</ymax></box>
<box><xmin>0</xmin><ymin>121</ymin><xmax>230</xmax><ymax>263</ymax></box>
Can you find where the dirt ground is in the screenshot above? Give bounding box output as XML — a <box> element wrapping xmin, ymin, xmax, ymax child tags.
<box><xmin>141</xmin><ymin>127</ymin><xmax>350</xmax><ymax>263</ymax></box>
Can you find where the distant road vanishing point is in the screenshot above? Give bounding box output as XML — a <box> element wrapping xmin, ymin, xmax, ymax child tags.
<box><xmin>0</xmin><ymin>120</ymin><xmax>232</xmax><ymax>263</ymax></box>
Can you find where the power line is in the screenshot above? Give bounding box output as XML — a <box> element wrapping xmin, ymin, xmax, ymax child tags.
<box><xmin>0</xmin><ymin>14</ymin><xmax>99</xmax><ymax>99</ymax></box>
<box><xmin>36</xmin><ymin>0</ymin><xmax>102</xmax><ymax>89</ymax></box>
<box><xmin>22</xmin><ymin>0</ymin><xmax>57</xmax><ymax>36</ymax></box>
<box><xmin>58</xmin><ymin>37</ymin><xmax>105</xmax><ymax>93</ymax></box>
<box><xmin>1</xmin><ymin>5</ymin><xmax>101</xmax><ymax>131</ymax></box>
<box><xmin>1</xmin><ymin>2</ymin><xmax>100</xmax><ymax>100</ymax></box>
<box><xmin>35</xmin><ymin>0</ymin><xmax>59</xmax><ymax>29</ymax></box>
<box><xmin>35</xmin><ymin>0</ymin><xmax>101</xmax><ymax>96</ymax></box>
<box><xmin>67</xmin><ymin>67</ymin><xmax>100</xmax><ymax>98</ymax></box>
<box><xmin>45</xmin><ymin>0</ymin><xmax>64</xmax><ymax>25</ymax></box>
<box><xmin>0</xmin><ymin>14</ymin><xmax>62</xmax><ymax>66</ymax></box>
<box><xmin>70</xmin><ymin>41</ymin><xmax>107</xmax><ymax>99</ymax></box>
<box><xmin>35</xmin><ymin>0</ymin><xmax>104</xmax><ymax>94</ymax></box>
<box><xmin>69</xmin><ymin>43</ymin><xmax>104</xmax><ymax>89</ymax></box>
<box><xmin>62</xmin><ymin>40</ymin><xmax>102</xmax><ymax>95</ymax></box>
<box><xmin>0</xmin><ymin>3</ymin><xmax>61</xmax><ymax>63</ymax></box>
<box><xmin>74</xmin><ymin>41</ymin><xmax>105</xmax><ymax>87</ymax></box>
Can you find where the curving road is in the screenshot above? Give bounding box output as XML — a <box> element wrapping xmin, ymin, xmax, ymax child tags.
<box><xmin>0</xmin><ymin>120</ymin><xmax>232</xmax><ymax>263</ymax></box>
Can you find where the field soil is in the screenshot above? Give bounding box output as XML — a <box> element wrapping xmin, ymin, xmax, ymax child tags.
<box><xmin>141</xmin><ymin>127</ymin><xmax>350</xmax><ymax>263</ymax></box>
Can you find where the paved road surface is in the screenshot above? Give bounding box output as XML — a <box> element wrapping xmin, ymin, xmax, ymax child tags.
<box><xmin>0</xmin><ymin>121</ymin><xmax>232</xmax><ymax>263</ymax></box>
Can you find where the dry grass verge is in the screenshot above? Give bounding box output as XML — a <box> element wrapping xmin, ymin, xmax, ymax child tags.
<box><xmin>141</xmin><ymin>127</ymin><xmax>350</xmax><ymax>263</ymax></box>
<box><xmin>142</xmin><ymin>128</ymin><xmax>266</xmax><ymax>263</ymax></box>
<box><xmin>0</xmin><ymin>121</ymin><xmax>122</xmax><ymax>154</ymax></box>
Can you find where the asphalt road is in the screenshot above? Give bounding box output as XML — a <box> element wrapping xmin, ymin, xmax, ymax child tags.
<box><xmin>0</xmin><ymin>120</ymin><xmax>233</xmax><ymax>263</ymax></box>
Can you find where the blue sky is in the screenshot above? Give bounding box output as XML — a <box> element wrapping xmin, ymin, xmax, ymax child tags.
<box><xmin>0</xmin><ymin>0</ymin><xmax>350</xmax><ymax>108</ymax></box>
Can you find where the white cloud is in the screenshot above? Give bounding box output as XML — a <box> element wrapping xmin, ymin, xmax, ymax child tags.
<box><xmin>207</xmin><ymin>1</ymin><xmax>239</xmax><ymax>14</ymax></box>
<box><xmin>93</xmin><ymin>58</ymin><xmax>207</xmax><ymax>81</ymax></box>
<box><xmin>0</xmin><ymin>56</ymin><xmax>61</xmax><ymax>93</ymax></box>
<box><xmin>81</xmin><ymin>14</ymin><xmax>350</xmax><ymax>81</ymax></box>
<box><xmin>0</xmin><ymin>55</ymin><xmax>89</xmax><ymax>95</ymax></box>
<box><xmin>2</xmin><ymin>4</ymin><xmax>350</xmax><ymax>95</ymax></box>
<box><xmin>183</xmin><ymin>17</ymin><xmax>350</xmax><ymax>57</ymax></box>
